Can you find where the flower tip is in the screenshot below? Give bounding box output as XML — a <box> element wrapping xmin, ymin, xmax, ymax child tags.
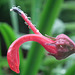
<box><xmin>10</xmin><ymin>6</ymin><xmax>22</xmax><ymax>15</ymax></box>
<box><xmin>7</xmin><ymin>47</ymin><xmax>20</xmax><ymax>74</ymax></box>
<box><xmin>10</xmin><ymin>64</ymin><xmax>20</xmax><ymax>74</ymax></box>
<box><xmin>15</xmin><ymin>69</ymin><xmax>20</xmax><ymax>74</ymax></box>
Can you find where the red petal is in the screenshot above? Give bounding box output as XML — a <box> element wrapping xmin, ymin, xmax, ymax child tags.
<box><xmin>7</xmin><ymin>47</ymin><xmax>20</xmax><ymax>73</ymax></box>
<box><xmin>7</xmin><ymin>34</ymin><xmax>55</xmax><ymax>73</ymax></box>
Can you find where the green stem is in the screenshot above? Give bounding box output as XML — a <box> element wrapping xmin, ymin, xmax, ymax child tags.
<box><xmin>9</xmin><ymin>0</ymin><xmax>19</xmax><ymax>33</ymax></box>
<box><xmin>30</xmin><ymin>0</ymin><xmax>42</xmax><ymax>33</ymax></box>
<box><xmin>65</xmin><ymin>64</ymin><xmax>75</xmax><ymax>75</ymax></box>
<box><xmin>23</xmin><ymin>0</ymin><xmax>63</xmax><ymax>75</ymax></box>
<box><xmin>38</xmin><ymin>0</ymin><xmax>63</xmax><ymax>35</ymax></box>
<box><xmin>31</xmin><ymin>0</ymin><xmax>42</xmax><ymax>25</ymax></box>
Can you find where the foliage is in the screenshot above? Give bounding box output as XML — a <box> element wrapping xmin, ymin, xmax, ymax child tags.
<box><xmin>0</xmin><ymin>0</ymin><xmax>75</xmax><ymax>75</ymax></box>
<box><xmin>0</xmin><ymin>23</ymin><xmax>23</xmax><ymax>75</ymax></box>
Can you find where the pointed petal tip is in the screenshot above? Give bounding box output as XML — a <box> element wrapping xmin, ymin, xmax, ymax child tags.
<box><xmin>10</xmin><ymin>64</ymin><xmax>20</xmax><ymax>74</ymax></box>
<box><xmin>15</xmin><ymin>69</ymin><xmax>20</xmax><ymax>74</ymax></box>
<box><xmin>7</xmin><ymin>47</ymin><xmax>20</xmax><ymax>74</ymax></box>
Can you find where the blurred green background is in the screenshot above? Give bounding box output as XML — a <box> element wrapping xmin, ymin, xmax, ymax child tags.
<box><xmin>0</xmin><ymin>0</ymin><xmax>75</xmax><ymax>75</ymax></box>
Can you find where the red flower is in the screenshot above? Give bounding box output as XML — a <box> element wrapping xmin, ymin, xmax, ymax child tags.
<box><xmin>7</xmin><ymin>7</ymin><xmax>75</xmax><ymax>73</ymax></box>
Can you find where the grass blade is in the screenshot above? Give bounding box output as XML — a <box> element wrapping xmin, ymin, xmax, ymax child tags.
<box><xmin>9</xmin><ymin>0</ymin><xmax>19</xmax><ymax>33</ymax></box>
<box><xmin>23</xmin><ymin>0</ymin><xmax>63</xmax><ymax>75</ymax></box>
<box><xmin>0</xmin><ymin>23</ymin><xmax>23</xmax><ymax>74</ymax></box>
<box><xmin>65</xmin><ymin>64</ymin><xmax>75</xmax><ymax>75</ymax></box>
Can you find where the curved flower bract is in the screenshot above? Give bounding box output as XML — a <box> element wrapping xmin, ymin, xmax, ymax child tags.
<box><xmin>7</xmin><ymin>7</ymin><xmax>75</xmax><ymax>73</ymax></box>
<box><xmin>7</xmin><ymin>34</ymin><xmax>56</xmax><ymax>73</ymax></box>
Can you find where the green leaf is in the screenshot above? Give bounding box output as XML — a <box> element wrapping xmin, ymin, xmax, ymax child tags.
<box><xmin>23</xmin><ymin>0</ymin><xmax>64</xmax><ymax>75</ymax></box>
<box><xmin>0</xmin><ymin>23</ymin><xmax>23</xmax><ymax>74</ymax></box>
<box><xmin>9</xmin><ymin>0</ymin><xmax>19</xmax><ymax>33</ymax></box>
<box><xmin>65</xmin><ymin>64</ymin><xmax>75</xmax><ymax>75</ymax></box>
<box><xmin>0</xmin><ymin>23</ymin><xmax>11</xmax><ymax>49</ymax></box>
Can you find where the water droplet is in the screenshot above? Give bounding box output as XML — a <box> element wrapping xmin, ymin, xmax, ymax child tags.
<box><xmin>37</xmin><ymin>30</ymin><xmax>39</xmax><ymax>32</ymax></box>
<box><xmin>24</xmin><ymin>22</ymin><xmax>28</xmax><ymax>25</ymax></box>
<box><xmin>28</xmin><ymin>17</ymin><xmax>31</xmax><ymax>20</ymax></box>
